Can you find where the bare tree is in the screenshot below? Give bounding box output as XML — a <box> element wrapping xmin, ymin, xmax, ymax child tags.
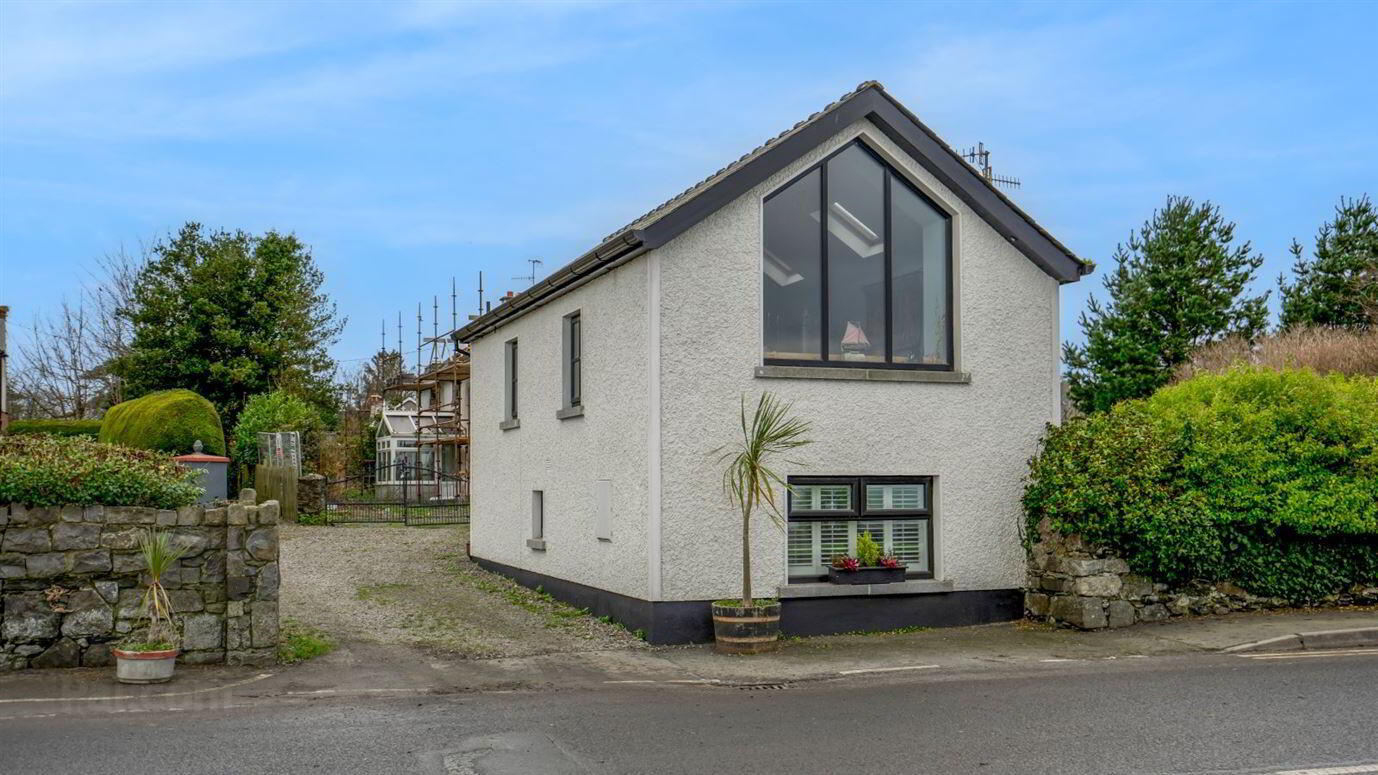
<box><xmin>10</xmin><ymin>247</ymin><xmax>146</xmax><ymax>419</ymax></box>
<box><xmin>12</xmin><ymin>300</ymin><xmax>106</xmax><ymax>418</ymax></box>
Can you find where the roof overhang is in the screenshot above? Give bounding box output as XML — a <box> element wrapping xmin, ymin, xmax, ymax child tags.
<box><xmin>453</xmin><ymin>82</ymin><xmax>1089</xmax><ymax>344</ymax></box>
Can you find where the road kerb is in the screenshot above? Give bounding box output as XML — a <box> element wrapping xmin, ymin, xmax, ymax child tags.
<box><xmin>1224</xmin><ymin>627</ymin><xmax>1378</xmax><ymax>654</ymax></box>
<box><xmin>1299</xmin><ymin>627</ymin><xmax>1378</xmax><ymax>651</ymax></box>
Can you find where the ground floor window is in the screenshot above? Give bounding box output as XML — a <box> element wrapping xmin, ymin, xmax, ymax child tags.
<box><xmin>786</xmin><ymin>475</ymin><xmax>933</xmax><ymax>580</ymax></box>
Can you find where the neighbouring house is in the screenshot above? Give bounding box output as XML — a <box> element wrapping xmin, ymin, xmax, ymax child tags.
<box><xmin>376</xmin><ymin>348</ymin><xmax>471</xmax><ymax>501</ymax></box>
<box><xmin>452</xmin><ymin>81</ymin><xmax>1090</xmax><ymax>644</ymax></box>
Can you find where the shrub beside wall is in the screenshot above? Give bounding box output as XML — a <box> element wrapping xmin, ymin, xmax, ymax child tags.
<box><xmin>5</xmin><ymin>419</ymin><xmax>103</xmax><ymax>438</ymax></box>
<box><xmin>100</xmin><ymin>389</ymin><xmax>226</xmax><ymax>457</ymax></box>
<box><xmin>1025</xmin><ymin>368</ymin><xmax>1378</xmax><ymax>611</ymax></box>
<box><xmin>0</xmin><ymin>435</ymin><xmax>202</xmax><ymax>509</ymax></box>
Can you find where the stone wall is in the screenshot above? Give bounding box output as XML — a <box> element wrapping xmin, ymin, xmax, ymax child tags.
<box><xmin>297</xmin><ymin>473</ymin><xmax>325</xmax><ymax>520</ymax></box>
<box><xmin>1026</xmin><ymin>518</ymin><xmax>1378</xmax><ymax>630</ymax></box>
<box><xmin>0</xmin><ymin>489</ymin><xmax>279</xmax><ymax>669</ymax></box>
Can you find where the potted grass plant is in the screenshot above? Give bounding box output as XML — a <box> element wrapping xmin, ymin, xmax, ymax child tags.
<box><xmin>711</xmin><ymin>392</ymin><xmax>811</xmax><ymax>655</ymax></box>
<box><xmin>827</xmin><ymin>531</ymin><xmax>907</xmax><ymax>585</ymax></box>
<box><xmin>113</xmin><ymin>529</ymin><xmax>187</xmax><ymax>684</ymax></box>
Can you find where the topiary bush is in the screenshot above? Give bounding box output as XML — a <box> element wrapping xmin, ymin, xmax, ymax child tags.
<box><xmin>0</xmin><ymin>435</ymin><xmax>202</xmax><ymax>508</ymax></box>
<box><xmin>6</xmin><ymin>419</ymin><xmax>104</xmax><ymax>438</ymax></box>
<box><xmin>1025</xmin><ymin>368</ymin><xmax>1378</xmax><ymax>602</ymax></box>
<box><xmin>99</xmin><ymin>389</ymin><xmax>225</xmax><ymax>456</ymax></box>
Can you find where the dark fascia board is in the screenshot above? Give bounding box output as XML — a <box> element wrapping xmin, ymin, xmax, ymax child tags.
<box><xmin>639</xmin><ymin>86</ymin><xmax>1088</xmax><ymax>283</ymax></box>
<box><xmin>454</xmin><ymin>84</ymin><xmax>1088</xmax><ymax>344</ymax></box>
<box><xmin>454</xmin><ymin>231</ymin><xmax>644</xmax><ymax>343</ymax></box>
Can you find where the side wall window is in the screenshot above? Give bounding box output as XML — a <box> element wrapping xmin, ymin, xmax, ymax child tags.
<box><xmin>503</xmin><ymin>338</ymin><xmax>519</xmax><ymax>425</ymax></box>
<box><xmin>563</xmin><ymin>311</ymin><xmax>582</xmax><ymax>410</ymax></box>
<box><xmin>527</xmin><ymin>490</ymin><xmax>545</xmax><ymax>551</ymax></box>
<box><xmin>531</xmin><ymin>490</ymin><xmax>544</xmax><ymax>539</ymax></box>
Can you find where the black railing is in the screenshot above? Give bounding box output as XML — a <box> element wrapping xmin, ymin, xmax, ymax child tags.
<box><xmin>325</xmin><ymin>465</ymin><xmax>468</xmax><ymax>525</ymax></box>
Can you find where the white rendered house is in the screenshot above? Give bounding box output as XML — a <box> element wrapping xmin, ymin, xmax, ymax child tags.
<box><xmin>453</xmin><ymin>82</ymin><xmax>1089</xmax><ymax>643</ymax></box>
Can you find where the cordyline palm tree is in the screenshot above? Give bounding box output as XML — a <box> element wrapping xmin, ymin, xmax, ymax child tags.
<box><xmin>718</xmin><ymin>392</ymin><xmax>812</xmax><ymax>607</ymax></box>
<box><xmin>136</xmin><ymin>529</ymin><xmax>188</xmax><ymax>648</ymax></box>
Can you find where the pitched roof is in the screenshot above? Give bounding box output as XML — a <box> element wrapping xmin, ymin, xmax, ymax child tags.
<box><xmin>454</xmin><ymin>80</ymin><xmax>1090</xmax><ymax>343</ymax></box>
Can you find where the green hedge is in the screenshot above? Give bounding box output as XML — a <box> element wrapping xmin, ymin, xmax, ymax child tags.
<box><xmin>99</xmin><ymin>389</ymin><xmax>225</xmax><ymax>456</ymax></box>
<box><xmin>0</xmin><ymin>435</ymin><xmax>202</xmax><ymax>508</ymax></box>
<box><xmin>231</xmin><ymin>390</ymin><xmax>323</xmax><ymax>476</ymax></box>
<box><xmin>1025</xmin><ymin>368</ymin><xmax>1378</xmax><ymax>602</ymax></box>
<box><xmin>6</xmin><ymin>419</ymin><xmax>103</xmax><ymax>438</ymax></box>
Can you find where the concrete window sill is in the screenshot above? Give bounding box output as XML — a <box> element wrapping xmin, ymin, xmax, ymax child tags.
<box><xmin>555</xmin><ymin>405</ymin><xmax>584</xmax><ymax>420</ymax></box>
<box><xmin>754</xmin><ymin>365</ymin><xmax>971</xmax><ymax>384</ymax></box>
<box><xmin>525</xmin><ymin>538</ymin><xmax>547</xmax><ymax>551</ymax></box>
<box><xmin>499</xmin><ymin>418</ymin><xmax>521</xmax><ymax>431</ymax></box>
<box><xmin>776</xmin><ymin>578</ymin><xmax>955</xmax><ymax>598</ymax></box>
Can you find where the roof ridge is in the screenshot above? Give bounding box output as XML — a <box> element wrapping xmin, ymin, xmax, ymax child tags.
<box><xmin>601</xmin><ymin>80</ymin><xmax>887</xmax><ymax>241</ymax></box>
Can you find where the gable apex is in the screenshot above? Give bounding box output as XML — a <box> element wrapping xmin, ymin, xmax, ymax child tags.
<box><xmin>455</xmin><ymin>81</ymin><xmax>1088</xmax><ymax>343</ymax></box>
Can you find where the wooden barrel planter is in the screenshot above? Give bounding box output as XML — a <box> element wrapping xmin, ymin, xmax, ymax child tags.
<box><xmin>711</xmin><ymin>601</ymin><xmax>782</xmax><ymax>655</ymax></box>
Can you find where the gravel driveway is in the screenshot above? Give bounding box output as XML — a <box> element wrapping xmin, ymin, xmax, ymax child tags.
<box><xmin>279</xmin><ymin>523</ymin><xmax>646</xmax><ymax>659</ymax></box>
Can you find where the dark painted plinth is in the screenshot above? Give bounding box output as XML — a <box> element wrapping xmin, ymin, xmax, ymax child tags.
<box><xmin>780</xmin><ymin>589</ymin><xmax>1024</xmax><ymax>637</ymax></box>
<box><xmin>470</xmin><ymin>556</ymin><xmax>714</xmax><ymax>644</ymax></box>
<box><xmin>470</xmin><ymin>556</ymin><xmax>1021</xmax><ymax>644</ymax></box>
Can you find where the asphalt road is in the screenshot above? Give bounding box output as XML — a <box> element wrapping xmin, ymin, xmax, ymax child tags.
<box><xmin>3</xmin><ymin>652</ymin><xmax>1376</xmax><ymax>775</ymax></box>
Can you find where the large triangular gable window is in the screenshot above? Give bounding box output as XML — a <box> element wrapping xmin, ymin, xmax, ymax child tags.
<box><xmin>763</xmin><ymin>139</ymin><xmax>953</xmax><ymax>369</ymax></box>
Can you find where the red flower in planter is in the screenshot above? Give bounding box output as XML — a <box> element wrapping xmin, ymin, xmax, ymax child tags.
<box><xmin>831</xmin><ymin>555</ymin><xmax>860</xmax><ymax>571</ymax></box>
<box><xmin>879</xmin><ymin>555</ymin><xmax>902</xmax><ymax>569</ymax></box>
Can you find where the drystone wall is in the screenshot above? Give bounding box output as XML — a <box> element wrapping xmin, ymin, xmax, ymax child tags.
<box><xmin>297</xmin><ymin>473</ymin><xmax>326</xmax><ymax>519</ymax></box>
<box><xmin>1026</xmin><ymin>518</ymin><xmax>1378</xmax><ymax>630</ymax></box>
<box><xmin>0</xmin><ymin>489</ymin><xmax>279</xmax><ymax>669</ymax></box>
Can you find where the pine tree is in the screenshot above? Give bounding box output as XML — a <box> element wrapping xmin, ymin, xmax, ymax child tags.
<box><xmin>113</xmin><ymin>222</ymin><xmax>344</xmax><ymax>430</ymax></box>
<box><xmin>1279</xmin><ymin>195</ymin><xmax>1378</xmax><ymax>331</ymax></box>
<box><xmin>1064</xmin><ymin>197</ymin><xmax>1269</xmax><ymax>414</ymax></box>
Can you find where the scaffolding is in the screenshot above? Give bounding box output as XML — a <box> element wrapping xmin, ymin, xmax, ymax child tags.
<box><xmin>379</xmin><ymin>279</ymin><xmax>472</xmax><ymax>502</ymax></box>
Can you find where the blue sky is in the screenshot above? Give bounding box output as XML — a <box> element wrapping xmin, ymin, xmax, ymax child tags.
<box><xmin>2</xmin><ymin>0</ymin><xmax>1375</xmax><ymax>372</ymax></box>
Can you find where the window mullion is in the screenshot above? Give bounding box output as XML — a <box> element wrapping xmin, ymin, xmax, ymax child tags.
<box><xmin>811</xmin><ymin>522</ymin><xmax>822</xmax><ymax>576</ymax></box>
<box><xmin>883</xmin><ymin>168</ymin><xmax>893</xmax><ymax>364</ymax></box>
<box><xmin>818</xmin><ymin>161</ymin><xmax>829</xmax><ymax>362</ymax></box>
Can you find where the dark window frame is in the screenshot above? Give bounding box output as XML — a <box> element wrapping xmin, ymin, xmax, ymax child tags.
<box><xmin>763</xmin><ymin>138</ymin><xmax>955</xmax><ymax>372</ymax></box>
<box><xmin>506</xmin><ymin>338</ymin><xmax>519</xmax><ymax>421</ymax></box>
<box><xmin>859</xmin><ymin>475</ymin><xmax>933</xmax><ymax>517</ymax></box>
<box><xmin>786</xmin><ymin>476</ymin><xmax>861</xmax><ymax>519</ymax></box>
<box><xmin>786</xmin><ymin>474</ymin><xmax>936</xmax><ymax>581</ymax></box>
<box><xmin>567</xmin><ymin>311</ymin><xmax>582</xmax><ymax>408</ymax></box>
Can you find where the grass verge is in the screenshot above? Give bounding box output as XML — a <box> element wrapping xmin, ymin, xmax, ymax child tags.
<box><xmin>277</xmin><ymin>618</ymin><xmax>335</xmax><ymax>664</ymax></box>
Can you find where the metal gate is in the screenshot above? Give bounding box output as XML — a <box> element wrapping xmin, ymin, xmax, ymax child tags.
<box><xmin>325</xmin><ymin>465</ymin><xmax>469</xmax><ymax>526</ymax></box>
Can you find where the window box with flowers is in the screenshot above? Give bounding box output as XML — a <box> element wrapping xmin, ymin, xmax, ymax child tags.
<box><xmin>827</xmin><ymin>532</ymin><xmax>907</xmax><ymax>584</ymax></box>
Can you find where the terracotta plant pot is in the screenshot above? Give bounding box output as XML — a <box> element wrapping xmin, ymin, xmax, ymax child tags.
<box><xmin>711</xmin><ymin>601</ymin><xmax>782</xmax><ymax>655</ymax></box>
<box><xmin>113</xmin><ymin>648</ymin><xmax>179</xmax><ymax>684</ymax></box>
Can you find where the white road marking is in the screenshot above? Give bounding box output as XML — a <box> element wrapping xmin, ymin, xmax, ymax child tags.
<box><xmin>0</xmin><ymin>672</ymin><xmax>274</xmax><ymax>704</ymax></box>
<box><xmin>1040</xmin><ymin>658</ymin><xmax>1076</xmax><ymax>663</ymax></box>
<box><xmin>1270</xmin><ymin>765</ymin><xmax>1378</xmax><ymax>774</ymax></box>
<box><xmin>838</xmin><ymin>664</ymin><xmax>939</xmax><ymax>675</ymax></box>
<box><xmin>279</xmin><ymin>687</ymin><xmax>429</xmax><ymax>696</ymax></box>
<box><xmin>1240</xmin><ymin>648</ymin><xmax>1378</xmax><ymax>660</ymax></box>
<box><xmin>603</xmin><ymin>679</ymin><xmax>720</xmax><ymax>685</ymax></box>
